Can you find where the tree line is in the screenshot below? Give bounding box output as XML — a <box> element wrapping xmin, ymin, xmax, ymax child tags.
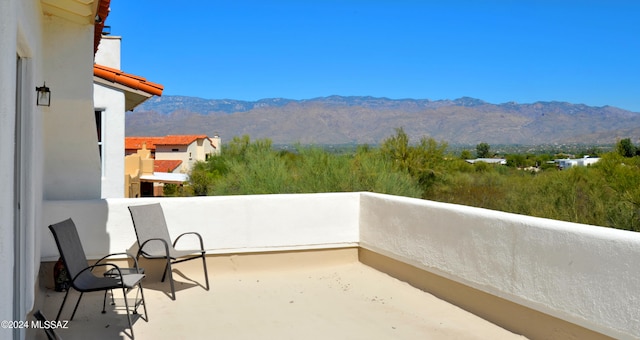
<box><xmin>166</xmin><ymin>129</ymin><xmax>640</xmax><ymax>232</ymax></box>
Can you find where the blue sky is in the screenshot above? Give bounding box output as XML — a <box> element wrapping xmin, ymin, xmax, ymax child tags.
<box><xmin>107</xmin><ymin>1</ymin><xmax>640</xmax><ymax>112</ymax></box>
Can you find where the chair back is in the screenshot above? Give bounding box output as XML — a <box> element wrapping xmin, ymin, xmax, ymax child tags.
<box><xmin>128</xmin><ymin>203</ymin><xmax>173</xmax><ymax>255</ymax></box>
<box><xmin>48</xmin><ymin>219</ymin><xmax>94</xmax><ymax>289</ymax></box>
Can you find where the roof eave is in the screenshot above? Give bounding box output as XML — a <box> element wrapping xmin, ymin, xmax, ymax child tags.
<box><xmin>94</xmin><ymin>76</ymin><xmax>153</xmax><ymax>111</ymax></box>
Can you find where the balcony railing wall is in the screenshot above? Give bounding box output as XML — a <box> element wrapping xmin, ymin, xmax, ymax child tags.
<box><xmin>42</xmin><ymin>193</ymin><xmax>360</xmax><ymax>260</ymax></box>
<box><xmin>360</xmin><ymin>193</ymin><xmax>640</xmax><ymax>340</ymax></box>
<box><xmin>42</xmin><ymin>192</ymin><xmax>640</xmax><ymax>339</ymax></box>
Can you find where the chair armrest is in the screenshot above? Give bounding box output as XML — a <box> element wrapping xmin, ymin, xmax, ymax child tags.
<box><xmin>71</xmin><ymin>263</ymin><xmax>124</xmax><ymax>283</ymax></box>
<box><xmin>173</xmin><ymin>232</ymin><xmax>205</xmax><ymax>252</ymax></box>
<box><xmin>94</xmin><ymin>252</ymin><xmax>141</xmax><ymax>271</ymax></box>
<box><xmin>139</xmin><ymin>238</ymin><xmax>171</xmax><ymax>257</ymax></box>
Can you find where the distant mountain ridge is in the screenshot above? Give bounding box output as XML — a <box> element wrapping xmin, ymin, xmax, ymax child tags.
<box><xmin>128</xmin><ymin>95</ymin><xmax>640</xmax><ymax>145</ymax></box>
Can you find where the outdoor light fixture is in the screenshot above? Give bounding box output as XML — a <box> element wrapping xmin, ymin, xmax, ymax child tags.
<box><xmin>36</xmin><ymin>82</ymin><xmax>51</xmax><ymax>107</ymax></box>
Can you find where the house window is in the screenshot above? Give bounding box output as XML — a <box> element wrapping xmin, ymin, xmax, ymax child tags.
<box><xmin>95</xmin><ymin>109</ymin><xmax>105</xmax><ymax>176</ymax></box>
<box><xmin>172</xmin><ymin>148</ymin><xmax>179</xmax><ymax>152</ymax></box>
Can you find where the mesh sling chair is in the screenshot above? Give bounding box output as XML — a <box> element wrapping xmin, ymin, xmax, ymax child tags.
<box><xmin>48</xmin><ymin>218</ymin><xmax>147</xmax><ymax>339</ymax></box>
<box><xmin>128</xmin><ymin>203</ymin><xmax>209</xmax><ymax>300</ymax></box>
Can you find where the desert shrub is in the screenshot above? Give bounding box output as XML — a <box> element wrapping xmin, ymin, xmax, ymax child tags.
<box><xmin>187</xmin><ymin>157</ymin><xmax>230</xmax><ymax>196</ymax></box>
<box><xmin>351</xmin><ymin>148</ymin><xmax>422</xmax><ymax>197</ymax></box>
<box><xmin>163</xmin><ymin>183</ymin><xmax>178</xmax><ymax>197</ymax></box>
<box><xmin>211</xmin><ymin>139</ymin><xmax>291</xmax><ymax>195</ymax></box>
<box><xmin>500</xmin><ymin>165</ymin><xmax>614</xmax><ymax>227</ymax></box>
<box><xmin>426</xmin><ymin>170</ymin><xmax>506</xmax><ymax>210</ymax></box>
<box><xmin>380</xmin><ymin>127</ymin><xmax>448</xmax><ymax>190</ymax></box>
<box><xmin>186</xmin><ymin>132</ymin><xmax>640</xmax><ymax>231</ymax></box>
<box><xmin>592</xmin><ymin>153</ymin><xmax>640</xmax><ymax>231</ymax></box>
<box><xmin>290</xmin><ymin>146</ymin><xmax>353</xmax><ymax>193</ymax></box>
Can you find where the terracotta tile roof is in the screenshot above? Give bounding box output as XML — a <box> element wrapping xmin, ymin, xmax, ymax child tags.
<box><xmin>154</xmin><ymin>160</ymin><xmax>183</xmax><ymax>173</ymax></box>
<box><xmin>125</xmin><ymin>137</ymin><xmax>164</xmax><ymax>151</ymax></box>
<box><xmin>156</xmin><ymin>135</ymin><xmax>211</xmax><ymax>146</ymax></box>
<box><xmin>94</xmin><ymin>64</ymin><xmax>164</xmax><ymax>96</ymax></box>
<box><xmin>94</xmin><ymin>0</ymin><xmax>112</xmax><ymax>54</ymax></box>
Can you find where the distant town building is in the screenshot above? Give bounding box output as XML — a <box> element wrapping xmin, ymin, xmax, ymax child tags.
<box><xmin>465</xmin><ymin>158</ymin><xmax>507</xmax><ymax>165</ymax></box>
<box><xmin>555</xmin><ymin>156</ymin><xmax>600</xmax><ymax>170</ymax></box>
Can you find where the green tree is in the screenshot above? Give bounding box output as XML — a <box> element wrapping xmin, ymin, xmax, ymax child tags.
<box><xmin>616</xmin><ymin>138</ymin><xmax>636</xmax><ymax>157</ymax></box>
<box><xmin>506</xmin><ymin>154</ymin><xmax>526</xmax><ymax>168</ymax></box>
<box><xmin>476</xmin><ymin>142</ymin><xmax>491</xmax><ymax>158</ymax></box>
<box><xmin>163</xmin><ymin>183</ymin><xmax>178</xmax><ymax>197</ymax></box>
<box><xmin>225</xmin><ymin>135</ymin><xmax>252</xmax><ymax>159</ymax></box>
<box><xmin>380</xmin><ymin>128</ymin><xmax>448</xmax><ymax>190</ymax></box>
<box><xmin>380</xmin><ymin>127</ymin><xmax>411</xmax><ymax>172</ymax></box>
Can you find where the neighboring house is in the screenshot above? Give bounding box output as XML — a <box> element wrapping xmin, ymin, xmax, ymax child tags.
<box><xmin>124</xmin><ymin>144</ymin><xmax>187</xmax><ymax>198</ymax></box>
<box><xmin>127</xmin><ymin>134</ymin><xmax>221</xmax><ymax>173</ymax></box>
<box><xmin>155</xmin><ymin>159</ymin><xmax>183</xmax><ymax>173</ymax></box>
<box><xmin>93</xmin><ymin>35</ymin><xmax>163</xmax><ymax>198</ymax></box>
<box><xmin>124</xmin><ymin>137</ymin><xmax>164</xmax><ymax>157</ymax></box>
<box><xmin>125</xmin><ymin>136</ymin><xmax>209</xmax><ymax>197</ymax></box>
<box><xmin>465</xmin><ymin>158</ymin><xmax>507</xmax><ymax>165</ymax></box>
<box><xmin>1</xmin><ymin>0</ymin><xmax>115</xmax><ymax>334</ymax></box>
<box><xmin>555</xmin><ymin>156</ymin><xmax>600</xmax><ymax>170</ymax></box>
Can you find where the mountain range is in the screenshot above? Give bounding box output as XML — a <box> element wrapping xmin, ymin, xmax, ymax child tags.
<box><xmin>127</xmin><ymin>95</ymin><xmax>640</xmax><ymax>146</ymax></box>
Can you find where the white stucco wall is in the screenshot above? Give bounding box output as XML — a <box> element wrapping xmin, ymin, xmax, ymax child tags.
<box><xmin>0</xmin><ymin>1</ymin><xmax>21</xmax><ymax>325</ymax></box>
<box><xmin>42</xmin><ymin>15</ymin><xmax>101</xmax><ymax>200</ymax></box>
<box><xmin>94</xmin><ymin>83</ymin><xmax>126</xmax><ymax>198</ymax></box>
<box><xmin>41</xmin><ymin>193</ymin><xmax>361</xmax><ymax>260</ymax></box>
<box><xmin>1</xmin><ymin>0</ymin><xmax>47</xmax><ymax>331</ymax></box>
<box><xmin>93</xmin><ymin>35</ymin><xmax>126</xmax><ymax>198</ymax></box>
<box><xmin>359</xmin><ymin>193</ymin><xmax>640</xmax><ymax>340</ymax></box>
<box><xmin>185</xmin><ymin>142</ymin><xmax>199</xmax><ymax>171</ymax></box>
<box><xmin>1</xmin><ymin>0</ymin><xmax>103</xmax><ymax>333</ymax></box>
<box><xmin>199</xmin><ymin>138</ymin><xmax>217</xmax><ymax>160</ymax></box>
<box><xmin>94</xmin><ymin>35</ymin><xmax>121</xmax><ymax>69</ymax></box>
<box><xmin>211</xmin><ymin>135</ymin><xmax>222</xmax><ymax>154</ymax></box>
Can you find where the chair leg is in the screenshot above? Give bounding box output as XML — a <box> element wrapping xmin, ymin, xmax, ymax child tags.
<box><xmin>70</xmin><ymin>292</ymin><xmax>84</xmax><ymax>321</ymax></box>
<box><xmin>201</xmin><ymin>255</ymin><xmax>210</xmax><ymax>291</ymax></box>
<box><xmin>158</xmin><ymin>257</ymin><xmax>176</xmax><ymax>299</ymax></box>
<box><xmin>102</xmin><ymin>290</ymin><xmax>108</xmax><ymax>314</ymax></box>
<box><xmin>55</xmin><ymin>289</ymin><xmax>71</xmax><ymax>321</ymax></box>
<box><xmin>137</xmin><ymin>283</ymin><xmax>148</xmax><ymax>321</ymax></box>
<box><xmin>160</xmin><ymin>259</ymin><xmax>170</xmax><ymax>282</ymax></box>
<box><xmin>167</xmin><ymin>261</ymin><xmax>176</xmax><ymax>300</ymax></box>
<box><xmin>122</xmin><ymin>287</ymin><xmax>135</xmax><ymax>339</ymax></box>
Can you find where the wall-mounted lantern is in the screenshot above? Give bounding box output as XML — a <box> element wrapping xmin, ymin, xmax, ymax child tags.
<box><xmin>36</xmin><ymin>82</ymin><xmax>51</xmax><ymax>107</ymax></box>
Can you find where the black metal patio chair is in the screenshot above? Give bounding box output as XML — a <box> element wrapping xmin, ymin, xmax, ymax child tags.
<box><xmin>48</xmin><ymin>218</ymin><xmax>147</xmax><ymax>339</ymax></box>
<box><xmin>128</xmin><ymin>203</ymin><xmax>209</xmax><ymax>300</ymax></box>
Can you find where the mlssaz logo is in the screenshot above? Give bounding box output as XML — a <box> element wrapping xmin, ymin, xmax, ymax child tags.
<box><xmin>32</xmin><ymin>320</ymin><xmax>69</xmax><ymax>329</ymax></box>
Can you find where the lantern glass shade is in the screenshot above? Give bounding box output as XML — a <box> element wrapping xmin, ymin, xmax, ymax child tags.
<box><xmin>36</xmin><ymin>83</ymin><xmax>51</xmax><ymax>106</ymax></box>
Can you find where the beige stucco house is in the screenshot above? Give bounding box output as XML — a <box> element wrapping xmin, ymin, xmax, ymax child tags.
<box><xmin>155</xmin><ymin>134</ymin><xmax>221</xmax><ymax>173</ymax></box>
<box><xmin>126</xmin><ymin>134</ymin><xmax>221</xmax><ymax>174</ymax></box>
<box><xmin>123</xmin><ymin>135</ymin><xmax>219</xmax><ymax>196</ymax></box>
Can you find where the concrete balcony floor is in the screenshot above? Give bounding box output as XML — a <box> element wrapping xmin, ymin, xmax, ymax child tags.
<box><xmin>35</xmin><ymin>249</ymin><xmax>527</xmax><ymax>340</ymax></box>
